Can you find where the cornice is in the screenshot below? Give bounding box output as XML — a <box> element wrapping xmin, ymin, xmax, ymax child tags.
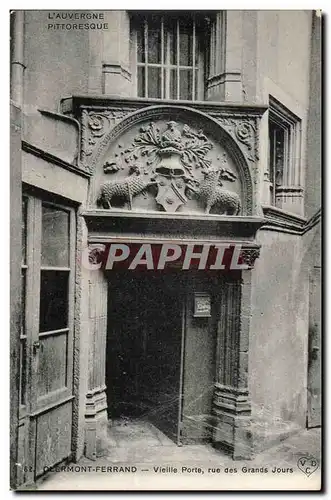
<box><xmin>61</xmin><ymin>95</ymin><xmax>268</xmax><ymax>117</ymax></box>
<box><xmin>82</xmin><ymin>209</ymin><xmax>265</xmax><ymax>241</ymax></box>
<box><xmin>21</xmin><ymin>141</ymin><xmax>91</xmax><ymax>179</ymax></box>
<box><xmin>261</xmin><ymin>205</ymin><xmax>321</xmax><ymax>235</ymax></box>
<box><xmin>303</xmin><ymin>207</ymin><xmax>322</xmax><ymax>234</ymax></box>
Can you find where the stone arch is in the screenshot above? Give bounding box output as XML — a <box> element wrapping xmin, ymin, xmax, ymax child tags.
<box><xmin>89</xmin><ymin>105</ymin><xmax>254</xmax><ymax>215</ymax></box>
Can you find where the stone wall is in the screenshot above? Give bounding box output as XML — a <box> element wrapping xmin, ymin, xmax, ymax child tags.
<box><xmin>23</xmin><ymin>11</ymin><xmax>90</xmax><ymax>110</ymax></box>
<box><xmin>255</xmin><ymin>10</ymin><xmax>312</xmax><ymax>109</ymax></box>
<box><xmin>249</xmin><ymin>228</ymin><xmax>310</xmax><ymax>450</ymax></box>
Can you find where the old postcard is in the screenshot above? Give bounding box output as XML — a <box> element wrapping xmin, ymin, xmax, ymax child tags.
<box><xmin>10</xmin><ymin>9</ymin><xmax>322</xmax><ymax>491</ymax></box>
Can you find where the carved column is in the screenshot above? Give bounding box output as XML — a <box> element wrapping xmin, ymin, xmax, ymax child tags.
<box><xmin>206</xmin><ymin>11</ymin><xmax>243</xmax><ymax>102</ymax></box>
<box><xmin>85</xmin><ymin>268</ymin><xmax>108</xmax><ymax>460</ymax></box>
<box><xmin>212</xmin><ymin>268</ymin><xmax>254</xmax><ymax>459</ymax></box>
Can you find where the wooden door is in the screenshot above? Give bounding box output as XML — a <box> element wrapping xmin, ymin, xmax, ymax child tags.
<box><xmin>142</xmin><ymin>274</ymin><xmax>184</xmax><ymax>444</ymax></box>
<box><xmin>180</xmin><ymin>273</ymin><xmax>218</xmax><ymax>443</ymax></box>
<box><xmin>307</xmin><ymin>267</ymin><xmax>321</xmax><ymax>427</ymax></box>
<box><xmin>19</xmin><ymin>193</ymin><xmax>75</xmax><ymax>484</ymax></box>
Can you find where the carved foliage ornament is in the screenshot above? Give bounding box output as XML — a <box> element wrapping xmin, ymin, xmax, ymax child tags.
<box><xmin>240</xmin><ymin>247</ymin><xmax>261</xmax><ymax>268</ymax></box>
<box><xmin>212</xmin><ymin>115</ymin><xmax>258</xmax><ymax>163</ymax></box>
<box><xmin>81</xmin><ymin>108</ymin><xmax>137</xmax><ymax>165</ymax></box>
<box><xmin>97</xmin><ymin>121</ymin><xmax>242</xmax><ymax>214</ymax></box>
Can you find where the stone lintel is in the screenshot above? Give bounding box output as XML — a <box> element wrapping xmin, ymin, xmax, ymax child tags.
<box><xmin>83</xmin><ymin>210</ymin><xmax>266</xmax><ymax>242</ymax></box>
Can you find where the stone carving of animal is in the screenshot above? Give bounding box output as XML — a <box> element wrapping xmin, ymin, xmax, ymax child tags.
<box><xmin>194</xmin><ymin>169</ymin><xmax>241</xmax><ymax>215</ymax></box>
<box><xmin>97</xmin><ymin>165</ymin><xmax>155</xmax><ymax>209</ymax></box>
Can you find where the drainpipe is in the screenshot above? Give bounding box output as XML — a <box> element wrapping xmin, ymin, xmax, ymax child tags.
<box><xmin>10</xmin><ymin>9</ymin><xmax>24</xmax><ymax>489</ymax></box>
<box><xmin>10</xmin><ymin>10</ymin><xmax>25</xmax><ymax>107</ymax></box>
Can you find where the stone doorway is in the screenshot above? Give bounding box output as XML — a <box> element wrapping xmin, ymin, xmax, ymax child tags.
<box><xmin>106</xmin><ymin>272</ymin><xmax>185</xmax><ymax>445</ymax></box>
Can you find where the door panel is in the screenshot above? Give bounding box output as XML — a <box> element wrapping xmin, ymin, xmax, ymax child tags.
<box><xmin>35</xmin><ymin>401</ymin><xmax>72</xmax><ymax>477</ymax></box>
<box><xmin>18</xmin><ymin>194</ymin><xmax>75</xmax><ymax>484</ymax></box>
<box><xmin>37</xmin><ymin>331</ymin><xmax>69</xmax><ymax>397</ymax></box>
<box><xmin>181</xmin><ymin>274</ymin><xmax>218</xmax><ymax>443</ymax></box>
<box><xmin>142</xmin><ymin>275</ymin><xmax>183</xmax><ymax>443</ymax></box>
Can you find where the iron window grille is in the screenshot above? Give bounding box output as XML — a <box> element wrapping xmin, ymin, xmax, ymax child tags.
<box><xmin>131</xmin><ymin>13</ymin><xmax>206</xmax><ymax>101</ymax></box>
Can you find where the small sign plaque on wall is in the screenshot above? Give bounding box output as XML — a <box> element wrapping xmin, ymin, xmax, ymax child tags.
<box><xmin>193</xmin><ymin>292</ymin><xmax>211</xmax><ymax>317</ymax></box>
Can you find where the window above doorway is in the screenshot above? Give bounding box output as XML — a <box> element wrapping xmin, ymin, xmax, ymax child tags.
<box><xmin>131</xmin><ymin>13</ymin><xmax>207</xmax><ymax>101</ymax></box>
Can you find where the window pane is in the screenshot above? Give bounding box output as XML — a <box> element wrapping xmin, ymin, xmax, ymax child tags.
<box><xmin>275</xmin><ymin>128</ymin><xmax>285</xmax><ymax>185</ymax></box>
<box><xmin>179</xmin><ymin>21</ymin><xmax>193</xmax><ymax>66</ymax></box>
<box><xmin>22</xmin><ymin>198</ymin><xmax>27</xmax><ymax>265</ymax></box>
<box><xmin>147</xmin><ymin>19</ymin><xmax>161</xmax><ymax>64</ymax></box>
<box><xmin>195</xmin><ymin>34</ymin><xmax>201</xmax><ymax>67</ymax></box>
<box><xmin>269</xmin><ymin>124</ymin><xmax>276</xmax><ymax>187</ymax></box>
<box><xmin>39</xmin><ymin>270</ymin><xmax>69</xmax><ymax>332</ymax></box>
<box><xmin>41</xmin><ymin>205</ymin><xmax>69</xmax><ymax>267</ymax></box>
<box><xmin>137</xmin><ymin>24</ymin><xmax>145</xmax><ymax>63</ymax></box>
<box><xmin>269</xmin><ymin>123</ymin><xmax>285</xmax><ymax>187</ymax></box>
<box><xmin>138</xmin><ymin>66</ymin><xmax>145</xmax><ymax>97</ymax></box>
<box><xmin>169</xmin><ymin>69</ymin><xmax>177</xmax><ymax>99</ymax></box>
<box><xmin>148</xmin><ymin>67</ymin><xmax>161</xmax><ymax>98</ymax></box>
<box><xmin>179</xmin><ymin>69</ymin><xmax>193</xmax><ymax>100</ymax></box>
<box><xmin>165</xmin><ymin>21</ymin><xmax>177</xmax><ymax>65</ymax></box>
<box><xmin>195</xmin><ymin>69</ymin><xmax>200</xmax><ymax>100</ymax></box>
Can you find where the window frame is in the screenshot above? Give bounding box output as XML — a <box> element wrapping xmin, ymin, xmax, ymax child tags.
<box><xmin>268</xmin><ymin>96</ymin><xmax>302</xmax><ymax>207</ymax></box>
<box><xmin>130</xmin><ymin>13</ymin><xmax>207</xmax><ymax>101</ymax></box>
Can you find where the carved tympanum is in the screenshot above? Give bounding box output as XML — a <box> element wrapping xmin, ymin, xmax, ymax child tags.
<box><xmin>98</xmin><ymin>121</ymin><xmax>242</xmax><ymax>214</ymax></box>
